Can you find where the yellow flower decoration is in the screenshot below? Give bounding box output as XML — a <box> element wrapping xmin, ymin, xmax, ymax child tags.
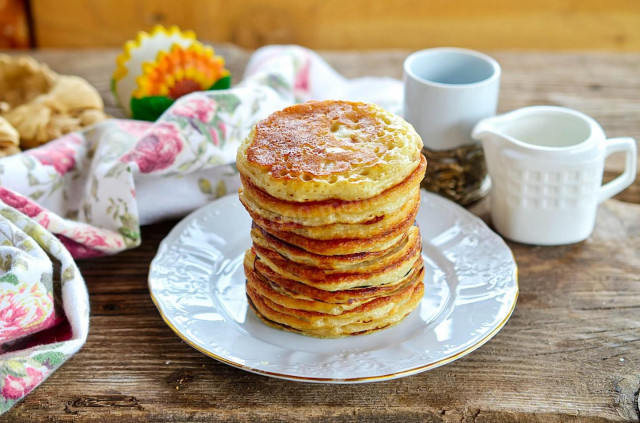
<box><xmin>112</xmin><ymin>25</ymin><xmax>231</xmax><ymax>121</ymax></box>
<box><xmin>134</xmin><ymin>42</ymin><xmax>230</xmax><ymax>100</ymax></box>
<box><xmin>113</xmin><ymin>26</ymin><xmax>196</xmax><ymax>83</ymax></box>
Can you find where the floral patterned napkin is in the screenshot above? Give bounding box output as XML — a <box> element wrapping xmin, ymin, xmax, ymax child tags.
<box><xmin>0</xmin><ymin>45</ymin><xmax>402</xmax><ymax>411</ymax></box>
<box><xmin>0</xmin><ymin>203</ymin><xmax>89</xmax><ymax>413</ymax></box>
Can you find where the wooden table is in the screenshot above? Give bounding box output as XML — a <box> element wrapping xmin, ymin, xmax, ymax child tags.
<box><xmin>4</xmin><ymin>46</ymin><xmax>640</xmax><ymax>422</ymax></box>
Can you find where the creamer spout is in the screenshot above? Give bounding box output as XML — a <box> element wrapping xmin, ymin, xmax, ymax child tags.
<box><xmin>471</xmin><ymin>115</ymin><xmax>504</xmax><ymax>145</ymax></box>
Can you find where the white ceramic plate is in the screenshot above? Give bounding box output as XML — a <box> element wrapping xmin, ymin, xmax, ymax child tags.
<box><xmin>149</xmin><ymin>191</ymin><xmax>518</xmax><ymax>383</ymax></box>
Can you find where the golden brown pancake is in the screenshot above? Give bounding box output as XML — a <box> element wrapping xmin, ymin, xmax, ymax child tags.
<box><xmin>252</xmin><ymin>226</ymin><xmax>422</xmax><ymax>282</ymax></box>
<box><xmin>248</xmin><ymin>275</ymin><xmax>418</xmax><ymax>324</ymax></box>
<box><xmin>236</xmin><ymin>100</ymin><xmax>427</xmax><ymax>338</ymax></box>
<box><xmin>247</xmin><ymin>279</ymin><xmax>424</xmax><ymax>338</ymax></box>
<box><xmin>256</xmin><ymin>249</ymin><xmax>423</xmax><ymax>291</ymax></box>
<box><xmin>236</xmin><ymin>101</ymin><xmax>424</xmax><ymax>202</ymax></box>
<box><xmin>244</xmin><ymin>189</ymin><xmax>420</xmax><ymax>240</ymax></box>
<box><xmin>238</xmin><ymin>154</ymin><xmax>425</xmax><ymax>226</ymax></box>
<box><xmin>247</xmin><ymin>253</ymin><xmax>425</xmax><ymax>304</ymax></box>
<box><xmin>246</xmin><ymin>267</ymin><xmax>376</xmax><ymax>315</ymax></box>
<box><xmin>250</xmin><ymin>226</ymin><xmax>408</xmax><ymax>270</ymax></box>
<box><xmin>254</xmin><ymin>204</ymin><xmax>417</xmax><ymax>256</ymax></box>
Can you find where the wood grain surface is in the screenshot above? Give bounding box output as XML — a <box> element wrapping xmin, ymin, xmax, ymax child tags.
<box><xmin>3</xmin><ymin>46</ymin><xmax>640</xmax><ymax>422</ymax></box>
<box><xmin>30</xmin><ymin>0</ymin><xmax>640</xmax><ymax>51</ymax></box>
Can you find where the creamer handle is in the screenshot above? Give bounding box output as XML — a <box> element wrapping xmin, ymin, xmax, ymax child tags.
<box><xmin>598</xmin><ymin>137</ymin><xmax>637</xmax><ymax>203</ymax></box>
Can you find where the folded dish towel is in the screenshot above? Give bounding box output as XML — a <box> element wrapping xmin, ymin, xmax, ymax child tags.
<box><xmin>0</xmin><ymin>203</ymin><xmax>89</xmax><ymax>413</ymax></box>
<box><xmin>0</xmin><ymin>45</ymin><xmax>402</xmax><ymax>412</ymax></box>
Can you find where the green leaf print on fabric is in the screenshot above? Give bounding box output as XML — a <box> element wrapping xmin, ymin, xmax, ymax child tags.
<box><xmin>215</xmin><ymin>93</ymin><xmax>241</xmax><ymax>113</ymax></box>
<box><xmin>61</xmin><ymin>266</ymin><xmax>75</xmax><ymax>285</ymax></box>
<box><xmin>0</xmin><ymin>273</ymin><xmax>19</xmax><ymax>286</ymax></box>
<box><xmin>32</xmin><ymin>352</ymin><xmax>66</xmax><ymax>369</ymax></box>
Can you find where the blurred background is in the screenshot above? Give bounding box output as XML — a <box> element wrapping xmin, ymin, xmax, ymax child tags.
<box><xmin>2</xmin><ymin>0</ymin><xmax>640</xmax><ymax>50</ymax></box>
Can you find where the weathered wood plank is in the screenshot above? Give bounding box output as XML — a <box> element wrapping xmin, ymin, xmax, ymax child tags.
<box><xmin>30</xmin><ymin>0</ymin><xmax>640</xmax><ymax>51</ymax></box>
<box><xmin>3</xmin><ymin>48</ymin><xmax>640</xmax><ymax>422</ymax></box>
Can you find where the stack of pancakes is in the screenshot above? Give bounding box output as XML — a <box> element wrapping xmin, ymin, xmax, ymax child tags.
<box><xmin>236</xmin><ymin>100</ymin><xmax>427</xmax><ymax>338</ymax></box>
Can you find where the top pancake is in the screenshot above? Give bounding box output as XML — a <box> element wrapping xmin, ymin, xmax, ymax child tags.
<box><xmin>236</xmin><ymin>100</ymin><xmax>424</xmax><ymax>202</ymax></box>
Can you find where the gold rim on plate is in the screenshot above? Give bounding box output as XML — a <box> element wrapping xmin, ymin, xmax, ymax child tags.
<box><xmin>148</xmin><ymin>267</ymin><xmax>518</xmax><ymax>383</ymax></box>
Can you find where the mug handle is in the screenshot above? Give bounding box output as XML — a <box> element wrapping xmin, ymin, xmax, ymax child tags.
<box><xmin>598</xmin><ymin>137</ymin><xmax>637</xmax><ymax>203</ymax></box>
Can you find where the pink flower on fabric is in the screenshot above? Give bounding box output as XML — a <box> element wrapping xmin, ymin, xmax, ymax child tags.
<box><xmin>1</xmin><ymin>366</ymin><xmax>45</xmax><ymax>400</ymax></box>
<box><xmin>26</xmin><ymin>133</ymin><xmax>82</xmax><ymax>175</ymax></box>
<box><xmin>65</xmin><ymin>228</ymin><xmax>112</xmax><ymax>249</ymax></box>
<box><xmin>218</xmin><ymin>122</ymin><xmax>227</xmax><ymax>139</ymax></box>
<box><xmin>0</xmin><ymin>187</ymin><xmax>43</xmax><ymax>218</ymax></box>
<box><xmin>57</xmin><ymin>235</ymin><xmax>106</xmax><ymax>259</ymax></box>
<box><xmin>37</xmin><ymin>213</ymin><xmax>50</xmax><ymax>229</ymax></box>
<box><xmin>209</xmin><ymin>127</ymin><xmax>219</xmax><ymax>146</ymax></box>
<box><xmin>0</xmin><ymin>285</ymin><xmax>54</xmax><ymax>343</ymax></box>
<box><xmin>0</xmin><ymin>299</ymin><xmax>31</xmax><ymax>341</ymax></box>
<box><xmin>115</xmin><ymin>119</ymin><xmax>153</xmax><ymax>137</ymax></box>
<box><xmin>172</xmin><ymin>98</ymin><xmax>217</xmax><ymax>123</ymax></box>
<box><xmin>294</xmin><ymin>56</ymin><xmax>312</xmax><ymax>95</ymax></box>
<box><xmin>120</xmin><ymin>123</ymin><xmax>183</xmax><ymax>173</ymax></box>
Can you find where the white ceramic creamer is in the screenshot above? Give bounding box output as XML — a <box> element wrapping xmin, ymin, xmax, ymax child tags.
<box><xmin>472</xmin><ymin>106</ymin><xmax>637</xmax><ymax>245</ymax></box>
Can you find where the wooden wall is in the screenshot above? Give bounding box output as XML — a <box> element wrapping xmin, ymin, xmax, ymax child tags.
<box><xmin>0</xmin><ymin>0</ymin><xmax>30</xmax><ymax>48</ymax></box>
<box><xmin>28</xmin><ymin>0</ymin><xmax>640</xmax><ymax>50</ymax></box>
